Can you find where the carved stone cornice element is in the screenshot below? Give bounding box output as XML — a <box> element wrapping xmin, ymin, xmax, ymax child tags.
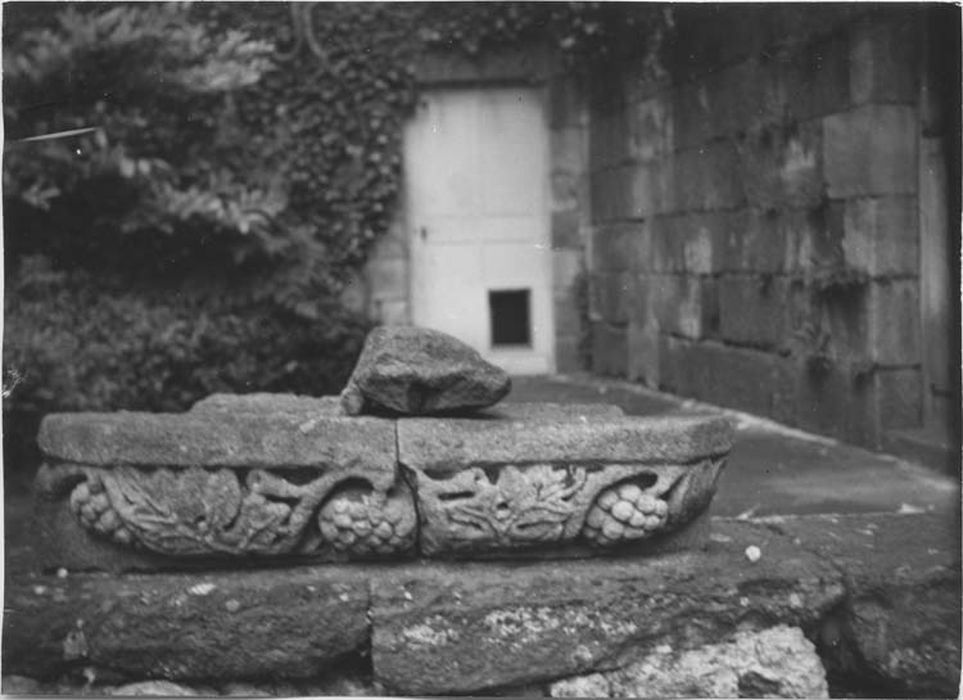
<box><xmin>39</xmin><ymin>463</ymin><xmax>418</xmax><ymax>559</ymax></box>
<box><xmin>33</xmin><ymin>398</ymin><xmax>734</xmax><ymax>570</ymax></box>
<box><xmin>400</xmin><ymin>415</ymin><xmax>731</xmax><ymax>557</ymax></box>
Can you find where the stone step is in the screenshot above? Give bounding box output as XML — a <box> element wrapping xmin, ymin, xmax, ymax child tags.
<box><xmin>5</xmin><ymin>514</ymin><xmax>958</xmax><ymax>697</ymax></box>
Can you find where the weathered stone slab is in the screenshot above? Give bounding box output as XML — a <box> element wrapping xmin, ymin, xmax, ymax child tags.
<box><xmin>771</xmin><ymin>511</ymin><xmax>961</xmax><ymax>697</ymax></box>
<box><xmin>370</xmin><ymin>519</ymin><xmax>844</xmax><ymax>695</ymax></box>
<box><xmin>2</xmin><ymin>567</ymin><xmax>369</xmax><ymax>681</ymax></box>
<box><xmin>398</xmin><ymin>414</ymin><xmax>734</xmax><ymax>472</ymax></box>
<box><xmin>474</xmin><ymin>402</ymin><xmax>624</xmax><ymax>421</ymax></box>
<box><xmin>38</xmin><ymin>411</ymin><xmax>394</xmax><ymax>470</ymax></box>
<box><xmin>340</xmin><ymin>326</ymin><xmax>511</xmax><ymax>415</ymax></box>
<box><xmin>549</xmin><ymin>625</ymin><xmax>828</xmax><ymax>698</ymax></box>
<box><xmin>400</xmin><ymin>415</ymin><xmax>733</xmax><ymax>557</ymax></box>
<box><xmin>34</xmin><ymin>403</ymin><xmax>732</xmax><ymax>568</ymax></box>
<box><xmin>190</xmin><ymin>393</ymin><xmax>344</xmax><ymax>416</ymax></box>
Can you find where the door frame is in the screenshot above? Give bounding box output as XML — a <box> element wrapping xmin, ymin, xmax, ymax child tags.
<box><xmin>401</xmin><ymin>82</ymin><xmax>556</xmax><ymax>374</ymax></box>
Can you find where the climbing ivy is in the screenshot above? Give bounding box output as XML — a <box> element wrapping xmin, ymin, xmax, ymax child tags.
<box><xmin>196</xmin><ymin>1</ymin><xmax>672</xmax><ymax>291</ymax></box>
<box><xmin>5</xmin><ymin>2</ymin><xmax>670</xmax><ymax>306</ymax></box>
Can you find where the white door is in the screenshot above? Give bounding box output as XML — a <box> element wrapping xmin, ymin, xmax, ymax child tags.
<box><xmin>403</xmin><ymin>87</ymin><xmax>554</xmax><ymax>375</ymax></box>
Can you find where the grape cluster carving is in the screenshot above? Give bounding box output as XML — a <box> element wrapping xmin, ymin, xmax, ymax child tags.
<box><xmin>69</xmin><ymin>477</ymin><xmax>134</xmax><ymax>545</ymax></box>
<box><xmin>318</xmin><ymin>486</ymin><xmax>415</xmax><ymax>556</ymax></box>
<box><xmin>582</xmin><ymin>480</ymin><xmax>668</xmax><ymax>546</ymax></box>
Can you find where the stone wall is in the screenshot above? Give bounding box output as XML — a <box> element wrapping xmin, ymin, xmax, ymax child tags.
<box><xmin>548</xmin><ymin>70</ymin><xmax>594</xmax><ymax>372</ymax></box>
<box><xmin>585</xmin><ymin>6</ymin><xmax>932</xmax><ymax>448</ymax></box>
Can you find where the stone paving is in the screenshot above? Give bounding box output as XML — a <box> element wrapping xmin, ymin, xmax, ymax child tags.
<box><xmin>507</xmin><ymin>374</ymin><xmax>960</xmax><ymax>518</ymax></box>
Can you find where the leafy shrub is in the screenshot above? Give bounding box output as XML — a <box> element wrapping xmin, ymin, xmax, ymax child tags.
<box><xmin>3</xmin><ymin>256</ymin><xmax>370</xmax><ymax>485</ymax></box>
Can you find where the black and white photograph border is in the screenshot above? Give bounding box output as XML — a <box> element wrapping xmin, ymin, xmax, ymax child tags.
<box><xmin>2</xmin><ymin>2</ymin><xmax>961</xmax><ymax>698</ymax></box>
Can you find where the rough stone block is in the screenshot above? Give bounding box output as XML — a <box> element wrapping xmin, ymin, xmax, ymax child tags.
<box><xmin>590</xmin><ymin>321</ymin><xmax>628</xmax><ymax>377</ymax></box>
<box><xmin>340</xmin><ymin>326</ymin><xmax>511</xmax><ymax>415</ymax></box>
<box><xmin>627</xmin><ymin>317</ymin><xmax>661</xmax><ymax>388</ymax></box>
<box><xmin>590</xmin><ymin>166</ymin><xmax>633</xmax><ymax>224</ymax></box>
<box><xmin>679</xmin><ymin>220</ymin><xmax>719</xmax><ymax>275</ymax></box>
<box><xmin>2</xmin><ymin>566</ymin><xmax>370</xmax><ymax>680</ymax></box>
<box><xmin>659</xmin><ymin>337</ymin><xmax>795</xmax><ymax>422</ymax></box>
<box><xmin>645</xmin><ymin>217</ymin><xmax>685</xmax><ymax>274</ymax></box>
<box><xmin>774</xmin><ymin>512</ymin><xmax>960</xmax><ymax>698</ymax></box>
<box><xmin>626</xmin><ymin>274</ymin><xmax>653</xmax><ymax>330</ymax></box>
<box><xmin>591</xmin><ymin>223</ymin><xmax>638</xmax><ymax>273</ymax></box>
<box><xmin>627</xmin><ymin>161</ymin><xmax>671</xmax><ymax>218</ymax></box>
<box><xmin>649</xmin><ymin>210</ymin><xmax>732</xmax><ymax>275</ymax></box>
<box><xmin>783</xmin><ymin>32</ymin><xmax>851</xmax><ymax>122</ymax></box>
<box><xmin>823</xmin><ymin>105</ymin><xmax>918</xmax><ymax>197</ymax></box>
<box><xmin>842</xmin><ymin>196</ymin><xmax>919</xmax><ymax>276</ymax></box>
<box><xmin>869</xmin><ymin>279</ymin><xmax>921</xmax><ymax>366</ymax></box>
<box><xmin>671</xmin><ymin>80</ymin><xmax>714</xmax><ymax>151</ymax></box>
<box><xmin>591</xmin><ymin>271</ymin><xmax>632</xmax><ymax>324</ymax></box>
<box><xmin>700</xmin><ymin>276</ymin><xmax>721</xmax><ymax>339</ymax></box>
<box><xmin>589</xmin><ymin>111</ymin><xmax>629</xmax><ymax>172</ymax></box>
<box><xmin>370</xmin><ymin>519</ymin><xmax>845</xmax><ymax>695</ymax></box>
<box><xmin>718</xmin><ymin>275</ymin><xmax>793</xmax><ymax>350</ymax></box>
<box><xmin>627</xmin><ymin>96</ymin><xmax>674</xmax><ymax>162</ymax></box>
<box><xmin>735</xmin><ymin>119</ymin><xmax>824</xmax><ymax>210</ymax></box>
<box><xmin>736</xmin><ymin>57</ymin><xmax>792</xmax><ymax>133</ymax></box>
<box><xmin>818</xmin><ymin>277</ymin><xmax>872</xmax><ymax>361</ymax></box>
<box><xmin>875</xmin><ymin>368</ymin><xmax>922</xmax><ymax>430</ymax></box>
<box><xmin>674</xmin><ymin>142</ymin><xmax>746</xmax><ymax>212</ymax></box>
<box><xmin>790</xmin><ymin>359</ymin><xmax>882</xmax><ymax>447</ymax></box>
<box><xmin>710</xmin><ymin>59</ymin><xmax>769</xmax><ymax>135</ymax></box>
<box><xmin>550</xmin><ymin>625</ymin><xmax>828</xmax><ymax>698</ymax></box>
<box><xmin>721</xmin><ymin>208</ymin><xmax>792</xmax><ymax>274</ymax></box>
<box><xmin>850</xmin><ymin>16</ymin><xmax>920</xmax><ymax>105</ymax></box>
<box><xmin>661</xmin><ymin>275</ymin><xmax>710</xmax><ymax>340</ymax></box>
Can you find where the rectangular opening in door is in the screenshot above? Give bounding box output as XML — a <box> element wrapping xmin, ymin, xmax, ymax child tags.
<box><xmin>489</xmin><ymin>289</ymin><xmax>531</xmax><ymax>347</ymax></box>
